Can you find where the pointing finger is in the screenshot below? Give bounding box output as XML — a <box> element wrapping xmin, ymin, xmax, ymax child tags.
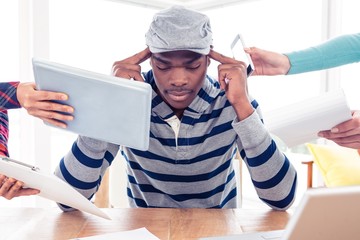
<box><xmin>208</xmin><ymin>49</ymin><xmax>238</xmax><ymax>64</ymax></box>
<box><xmin>113</xmin><ymin>47</ymin><xmax>152</xmax><ymax>67</ymax></box>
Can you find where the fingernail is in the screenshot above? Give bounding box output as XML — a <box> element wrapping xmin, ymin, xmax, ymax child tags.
<box><xmin>331</xmin><ymin>128</ymin><xmax>339</xmax><ymax>133</ymax></box>
<box><xmin>61</xmin><ymin>95</ymin><xmax>68</xmax><ymax>100</ymax></box>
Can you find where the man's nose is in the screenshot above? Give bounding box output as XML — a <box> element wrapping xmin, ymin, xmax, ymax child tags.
<box><xmin>169</xmin><ymin>69</ymin><xmax>189</xmax><ymax>86</ymax></box>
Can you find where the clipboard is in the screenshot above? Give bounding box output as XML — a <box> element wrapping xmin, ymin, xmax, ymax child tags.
<box><xmin>0</xmin><ymin>157</ymin><xmax>111</xmax><ymax>220</ymax></box>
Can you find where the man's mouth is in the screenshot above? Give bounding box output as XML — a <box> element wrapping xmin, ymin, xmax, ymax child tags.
<box><xmin>166</xmin><ymin>89</ymin><xmax>192</xmax><ymax>101</ymax></box>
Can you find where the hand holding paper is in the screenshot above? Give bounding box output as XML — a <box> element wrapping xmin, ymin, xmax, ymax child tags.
<box><xmin>317</xmin><ymin>110</ymin><xmax>360</xmax><ymax>149</ymax></box>
<box><xmin>263</xmin><ymin>89</ymin><xmax>352</xmax><ymax>148</ymax></box>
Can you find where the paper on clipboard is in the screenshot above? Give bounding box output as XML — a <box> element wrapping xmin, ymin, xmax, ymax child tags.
<box><xmin>0</xmin><ymin>157</ymin><xmax>110</xmax><ymax>220</ymax></box>
<box><xmin>263</xmin><ymin>89</ymin><xmax>352</xmax><ymax>147</ymax></box>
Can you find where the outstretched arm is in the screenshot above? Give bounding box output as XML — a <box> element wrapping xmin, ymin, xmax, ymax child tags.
<box><xmin>245</xmin><ymin>33</ymin><xmax>360</xmax><ymax>76</ymax></box>
<box><xmin>244</xmin><ymin>47</ymin><xmax>290</xmax><ymax>76</ymax></box>
<box><xmin>0</xmin><ymin>82</ymin><xmax>74</xmax><ymax>128</ymax></box>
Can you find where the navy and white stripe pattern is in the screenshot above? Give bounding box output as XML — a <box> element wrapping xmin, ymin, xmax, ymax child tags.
<box><xmin>55</xmin><ymin>71</ymin><xmax>297</xmax><ymax>210</ymax></box>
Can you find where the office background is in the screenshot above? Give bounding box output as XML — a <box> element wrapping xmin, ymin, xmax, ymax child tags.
<box><xmin>1</xmin><ymin>0</ymin><xmax>359</xmax><ymax>208</ymax></box>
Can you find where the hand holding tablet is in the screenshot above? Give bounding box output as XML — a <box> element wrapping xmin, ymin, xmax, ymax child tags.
<box><xmin>32</xmin><ymin>58</ymin><xmax>152</xmax><ymax>151</ymax></box>
<box><xmin>230</xmin><ymin>34</ymin><xmax>255</xmax><ymax>77</ymax></box>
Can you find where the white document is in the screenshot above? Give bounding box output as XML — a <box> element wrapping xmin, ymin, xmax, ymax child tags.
<box><xmin>0</xmin><ymin>157</ymin><xmax>110</xmax><ymax>220</ymax></box>
<box><xmin>262</xmin><ymin>89</ymin><xmax>352</xmax><ymax>147</ymax></box>
<box><xmin>71</xmin><ymin>227</ymin><xmax>160</xmax><ymax>240</ymax></box>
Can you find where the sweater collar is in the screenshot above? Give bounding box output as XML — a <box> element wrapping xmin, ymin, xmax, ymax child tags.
<box><xmin>144</xmin><ymin>70</ymin><xmax>221</xmax><ymax>120</ymax></box>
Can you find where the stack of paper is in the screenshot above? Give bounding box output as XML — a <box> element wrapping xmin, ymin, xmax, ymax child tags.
<box><xmin>262</xmin><ymin>89</ymin><xmax>352</xmax><ymax>148</ymax></box>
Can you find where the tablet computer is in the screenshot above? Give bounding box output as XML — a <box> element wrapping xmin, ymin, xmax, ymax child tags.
<box><xmin>32</xmin><ymin>58</ymin><xmax>152</xmax><ymax>151</ymax></box>
<box><xmin>0</xmin><ymin>157</ymin><xmax>110</xmax><ymax>219</ymax></box>
<box><xmin>230</xmin><ymin>34</ymin><xmax>255</xmax><ymax>76</ymax></box>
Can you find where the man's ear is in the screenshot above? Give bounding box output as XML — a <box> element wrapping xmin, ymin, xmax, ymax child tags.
<box><xmin>207</xmin><ymin>56</ymin><xmax>211</xmax><ymax>66</ymax></box>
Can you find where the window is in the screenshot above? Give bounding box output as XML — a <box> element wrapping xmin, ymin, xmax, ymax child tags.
<box><xmin>339</xmin><ymin>0</ymin><xmax>360</xmax><ymax>110</ymax></box>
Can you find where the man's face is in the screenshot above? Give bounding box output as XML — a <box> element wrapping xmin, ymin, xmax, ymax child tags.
<box><xmin>150</xmin><ymin>50</ymin><xmax>209</xmax><ymax>113</ymax></box>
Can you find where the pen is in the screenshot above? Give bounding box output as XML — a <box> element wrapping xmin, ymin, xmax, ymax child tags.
<box><xmin>0</xmin><ymin>157</ymin><xmax>39</xmax><ymax>171</ymax></box>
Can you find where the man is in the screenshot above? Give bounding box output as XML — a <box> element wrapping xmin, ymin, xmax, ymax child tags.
<box><xmin>5</xmin><ymin>6</ymin><xmax>297</xmax><ymax>209</ymax></box>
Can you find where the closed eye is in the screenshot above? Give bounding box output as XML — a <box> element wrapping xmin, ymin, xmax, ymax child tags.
<box><xmin>156</xmin><ymin>65</ymin><xmax>171</xmax><ymax>71</ymax></box>
<box><xmin>186</xmin><ymin>64</ymin><xmax>201</xmax><ymax>70</ymax></box>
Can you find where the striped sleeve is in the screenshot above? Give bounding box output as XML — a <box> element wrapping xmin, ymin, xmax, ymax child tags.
<box><xmin>234</xmin><ymin>108</ymin><xmax>297</xmax><ymax>210</ymax></box>
<box><xmin>0</xmin><ymin>82</ymin><xmax>21</xmax><ymax>110</ymax></box>
<box><xmin>0</xmin><ymin>110</ymin><xmax>9</xmax><ymax>157</ymax></box>
<box><xmin>54</xmin><ymin>136</ymin><xmax>119</xmax><ymax>211</ymax></box>
<box><xmin>0</xmin><ymin>82</ymin><xmax>21</xmax><ymax>157</ymax></box>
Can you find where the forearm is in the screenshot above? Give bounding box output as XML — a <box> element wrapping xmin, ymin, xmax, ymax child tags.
<box><xmin>0</xmin><ymin>111</ymin><xmax>9</xmax><ymax>157</ymax></box>
<box><xmin>54</xmin><ymin>136</ymin><xmax>119</xmax><ymax>211</ymax></box>
<box><xmin>233</xmin><ymin>107</ymin><xmax>297</xmax><ymax>210</ymax></box>
<box><xmin>286</xmin><ymin>33</ymin><xmax>360</xmax><ymax>74</ymax></box>
<box><xmin>0</xmin><ymin>82</ymin><xmax>21</xmax><ymax>110</ymax></box>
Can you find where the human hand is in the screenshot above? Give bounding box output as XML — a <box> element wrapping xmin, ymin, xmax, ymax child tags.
<box><xmin>112</xmin><ymin>47</ymin><xmax>152</xmax><ymax>82</ymax></box>
<box><xmin>0</xmin><ymin>174</ymin><xmax>40</xmax><ymax>200</ymax></box>
<box><xmin>208</xmin><ymin>49</ymin><xmax>254</xmax><ymax>119</ymax></box>
<box><xmin>17</xmin><ymin>82</ymin><xmax>74</xmax><ymax>128</ymax></box>
<box><xmin>318</xmin><ymin>111</ymin><xmax>360</xmax><ymax>149</ymax></box>
<box><xmin>244</xmin><ymin>47</ymin><xmax>291</xmax><ymax>76</ymax></box>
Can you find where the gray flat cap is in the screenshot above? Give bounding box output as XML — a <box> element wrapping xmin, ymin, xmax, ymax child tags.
<box><xmin>145</xmin><ymin>5</ymin><xmax>213</xmax><ymax>55</ymax></box>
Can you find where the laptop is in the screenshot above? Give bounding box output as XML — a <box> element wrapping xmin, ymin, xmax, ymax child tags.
<box><xmin>201</xmin><ymin>186</ymin><xmax>360</xmax><ymax>240</ymax></box>
<box><xmin>32</xmin><ymin>58</ymin><xmax>152</xmax><ymax>151</ymax></box>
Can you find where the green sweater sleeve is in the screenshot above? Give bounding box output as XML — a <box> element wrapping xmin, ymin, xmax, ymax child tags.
<box><xmin>285</xmin><ymin>33</ymin><xmax>360</xmax><ymax>74</ymax></box>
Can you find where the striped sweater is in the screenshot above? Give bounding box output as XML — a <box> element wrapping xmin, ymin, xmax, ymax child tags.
<box><xmin>0</xmin><ymin>82</ymin><xmax>20</xmax><ymax>156</ymax></box>
<box><xmin>55</xmin><ymin>71</ymin><xmax>297</xmax><ymax>210</ymax></box>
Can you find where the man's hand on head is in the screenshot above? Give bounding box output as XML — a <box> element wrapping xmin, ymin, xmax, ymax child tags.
<box><xmin>208</xmin><ymin>49</ymin><xmax>254</xmax><ymax>120</ymax></box>
<box><xmin>112</xmin><ymin>47</ymin><xmax>152</xmax><ymax>82</ymax></box>
<box><xmin>208</xmin><ymin>49</ymin><xmax>248</xmax><ymax>98</ymax></box>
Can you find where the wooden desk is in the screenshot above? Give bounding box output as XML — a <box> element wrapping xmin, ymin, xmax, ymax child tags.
<box><xmin>0</xmin><ymin>208</ymin><xmax>291</xmax><ymax>240</ymax></box>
